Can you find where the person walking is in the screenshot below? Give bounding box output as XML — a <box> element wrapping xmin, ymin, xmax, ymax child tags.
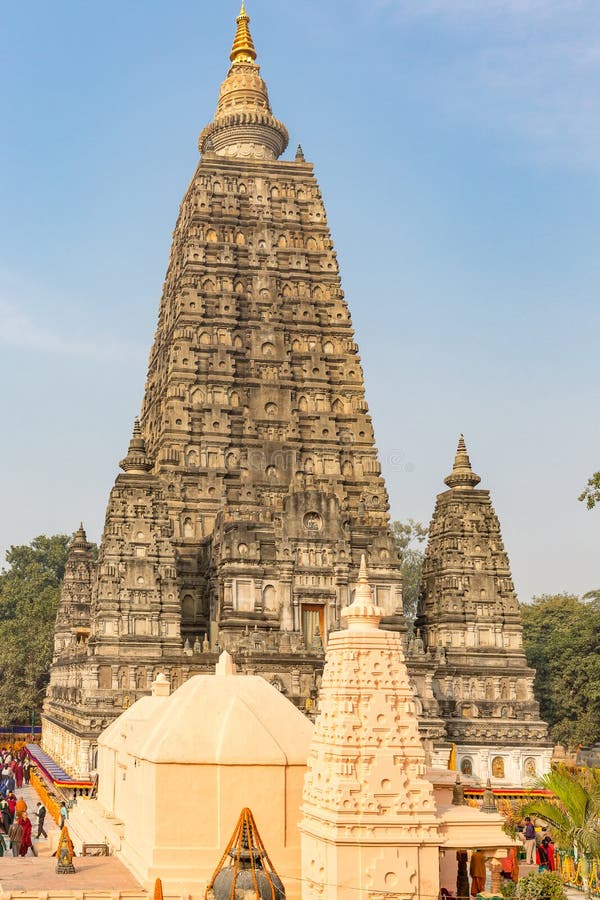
<box><xmin>536</xmin><ymin>840</ymin><xmax>548</xmax><ymax>872</ymax></box>
<box><xmin>15</xmin><ymin>797</ymin><xmax>27</xmax><ymax>819</ymax></box>
<box><xmin>35</xmin><ymin>802</ymin><xmax>47</xmax><ymax>839</ymax></box>
<box><xmin>23</xmin><ymin>759</ymin><xmax>30</xmax><ymax>785</ymax></box>
<box><xmin>524</xmin><ymin>817</ymin><xmax>536</xmax><ymax>864</ymax></box>
<box><xmin>8</xmin><ymin>819</ymin><xmax>22</xmax><ymax>857</ymax></box>
<box><xmin>59</xmin><ymin>802</ymin><xmax>68</xmax><ymax>828</ymax></box>
<box><xmin>0</xmin><ymin>798</ymin><xmax>10</xmax><ymax>835</ymax></box>
<box><xmin>19</xmin><ymin>813</ymin><xmax>35</xmax><ymax>856</ymax></box>
<box><xmin>15</xmin><ymin>762</ymin><xmax>23</xmax><ymax>789</ymax></box>
<box><xmin>7</xmin><ymin>793</ymin><xmax>17</xmax><ymax>822</ymax></box>
<box><xmin>542</xmin><ymin>836</ymin><xmax>555</xmax><ymax>872</ymax></box>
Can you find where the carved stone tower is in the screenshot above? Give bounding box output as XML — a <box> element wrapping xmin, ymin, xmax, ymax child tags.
<box><xmin>51</xmin><ymin>524</ymin><xmax>95</xmax><ymax>661</ymax></box>
<box><xmin>415</xmin><ymin>437</ymin><xmax>552</xmax><ymax>785</ymax></box>
<box><xmin>139</xmin><ymin>2</ymin><xmax>404</xmax><ymax>651</ymax></box>
<box><xmin>43</xmin><ymin>4</ymin><xmax>409</xmax><ymax>777</ymax></box>
<box><xmin>300</xmin><ymin>557</ymin><xmax>441</xmax><ymax>900</ymax></box>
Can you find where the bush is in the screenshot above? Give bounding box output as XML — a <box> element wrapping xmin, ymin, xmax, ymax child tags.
<box><xmin>516</xmin><ymin>872</ymin><xmax>567</xmax><ymax>900</ymax></box>
<box><xmin>500</xmin><ymin>879</ymin><xmax>517</xmax><ymax>899</ymax></box>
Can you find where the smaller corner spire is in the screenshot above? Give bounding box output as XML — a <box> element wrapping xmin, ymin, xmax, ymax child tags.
<box><xmin>342</xmin><ymin>555</ymin><xmax>383</xmax><ymax>631</ymax></box>
<box><xmin>119</xmin><ymin>418</ymin><xmax>153</xmax><ymax>474</ymax></box>
<box><xmin>71</xmin><ymin>522</ymin><xmax>89</xmax><ymax>553</ymax></box>
<box><xmin>230</xmin><ymin>1</ymin><xmax>257</xmax><ymax>63</ymax></box>
<box><xmin>444</xmin><ymin>434</ymin><xmax>481</xmax><ymax>490</ymax></box>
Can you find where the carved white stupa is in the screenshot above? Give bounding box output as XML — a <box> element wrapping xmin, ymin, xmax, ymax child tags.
<box><xmin>300</xmin><ymin>556</ymin><xmax>441</xmax><ymax>900</ymax></box>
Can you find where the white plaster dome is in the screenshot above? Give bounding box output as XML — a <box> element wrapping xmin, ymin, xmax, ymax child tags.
<box><xmin>128</xmin><ymin>669</ymin><xmax>313</xmax><ymax>765</ymax></box>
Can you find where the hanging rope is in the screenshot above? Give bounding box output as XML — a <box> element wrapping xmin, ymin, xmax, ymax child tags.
<box><xmin>205</xmin><ymin>807</ymin><xmax>284</xmax><ymax>900</ymax></box>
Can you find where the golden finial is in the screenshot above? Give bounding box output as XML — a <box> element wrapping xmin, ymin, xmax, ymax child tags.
<box><xmin>230</xmin><ymin>1</ymin><xmax>257</xmax><ymax>63</ymax></box>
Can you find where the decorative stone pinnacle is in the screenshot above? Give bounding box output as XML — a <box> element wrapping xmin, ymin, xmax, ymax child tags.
<box><xmin>119</xmin><ymin>418</ymin><xmax>153</xmax><ymax>474</ymax></box>
<box><xmin>215</xmin><ymin>649</ymin><xmax>237</xmax><ymax>676</ymax></box>
<box><xmin>482</xmin><ymin>777</ymin><xmax>497</xmax><ymax>813</ymax></box>
<box><xmin>230</xmin><ymin>1</ymin><xmax>257</xmax><ymax>63</ymax></box>
<box><xmin>452</xmin><ymin>774</ymin><xmax>466</xmax><ymax>806</ymax></box>
<box><xmin>341</xmin><ymin>554</ymin><xmax>383</xmax><ymax>630</ymax></box>
<box><xmin>444</xmin><ymin>433</ymin><xmax>481</xmax><ymax>490</ymax></box>
<box><xmin>296</xmin><ymin>144</ymin><xmax>305</xmax><ymax>161</ymax></box>
<box><xmin>71</xmin><ymin>523</ymin><xmax>89</xmax><ymax>552</ymax></box>
<box><xmin>199</xmin><ymin>1</ymin><xmax>288</xmax><ymax>159</ymax></box>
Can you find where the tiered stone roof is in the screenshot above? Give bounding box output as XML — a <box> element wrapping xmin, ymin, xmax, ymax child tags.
<box><xmin>416</xmin><ymin>437</ymin><xmax>549</xmax><ymax>748</ymax></box>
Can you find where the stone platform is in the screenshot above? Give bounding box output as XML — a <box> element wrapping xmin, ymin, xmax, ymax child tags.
<box><xmin>0</xmin><ymin>857</ymin><xmax>143</xmax><ymax>893</ymax></box>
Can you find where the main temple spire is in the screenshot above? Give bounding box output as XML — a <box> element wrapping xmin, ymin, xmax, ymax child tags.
<box><xmin>199</xmin><ymin>2</ymin><xmax>288</xmax><ymax>159</ymax></box>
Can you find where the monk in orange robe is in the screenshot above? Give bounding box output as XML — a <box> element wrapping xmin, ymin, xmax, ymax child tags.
<box><xmin>470</xmin><ymin>849</ymin><xmax>487</xmax><ymax>896</ymax></box>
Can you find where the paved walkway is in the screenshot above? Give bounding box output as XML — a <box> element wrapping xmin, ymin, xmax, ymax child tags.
<box><xmin>0</xmin><ymin>781</ymin><xmax>143</xmax><ymax>892</ymax></box>
<box><xmin>0</xmin><ymin>856</ymin><xmax>142</xmax><ymax>891</ymax></box>
<box><xmin>4</xmin><ymin>780</ymin><xmax>62</xmax><ymax>857</ymax></box>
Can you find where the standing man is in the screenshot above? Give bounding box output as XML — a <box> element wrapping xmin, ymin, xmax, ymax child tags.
<box><xmin>524</xmin><ymin>817</ymin><xmax>536</xmax><ymax>864</ymax></box>
<box><xmin>8</xmin><ymin>819</ymin><xmax>22</xmax><ymax>857</ymax></box>
<box><xmin>35</xmin><ymin>802</ymin><xmax>47</xmax><ymax>839</ymax></box>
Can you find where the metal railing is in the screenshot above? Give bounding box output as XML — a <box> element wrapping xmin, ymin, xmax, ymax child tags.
<box><xmin>29</xmin><ymin>768</ymin><xmax>62</xmax><ymax>825</ymax></box>
<box><xmin>556</xmin><ymin>851</ymin><xmax>600</xmax><ymax>896</ymax></box>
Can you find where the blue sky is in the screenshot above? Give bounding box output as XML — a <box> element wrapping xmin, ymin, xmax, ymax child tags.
<box><xmin>1</xmin><ymin>0</ymin><xmax>599</xmax><ymax>601</ymax></box>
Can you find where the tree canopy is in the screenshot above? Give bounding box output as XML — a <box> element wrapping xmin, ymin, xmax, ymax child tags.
<box><xmin>521</xmin><ymin>594</ymin><xmax>600</xmax><ymax>749</ymax></box>
<box><xmin>579</xmin><ymin>472</ymin><xmax>600</xmax><ymax>509</ymax></box>
<box><xmin>0</xmin><ymin>535</ymin><xmax>71</xmax><ymax>726</ymax></box>
<box><xmin>391</xmin><ymin>519</ymin><xmax>428</xmax><ymax>625</ymax></box>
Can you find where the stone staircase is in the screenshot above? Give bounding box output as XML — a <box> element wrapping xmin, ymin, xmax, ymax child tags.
<box><xmin>66</xmin><ymin>797</ymin><xmax>125</xmax><ymax>855</ymax></box>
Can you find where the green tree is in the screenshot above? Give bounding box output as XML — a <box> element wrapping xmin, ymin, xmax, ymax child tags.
<box><xmin>391</xmin><ymin>520</ymin><xmax>428</xmax><ymax>625</ymax></box>
<box><xmin>579</xmin><ymin>472</ymin><xmax>600</xmax><ymax>509</ymax></box>
<box><xmin>521</xmin><ymin>594</ymin><xmax>600</xmax><ymax>749</ymax></box>
<box><xmin>523</xmin><ymin>767</ymin><xmax>600</xmax><ymax>895</ymax></box>
<box><xmin>0</xmin><ymin>535</ymin><xmax>71</xmax><ymax>726</ymax></box>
